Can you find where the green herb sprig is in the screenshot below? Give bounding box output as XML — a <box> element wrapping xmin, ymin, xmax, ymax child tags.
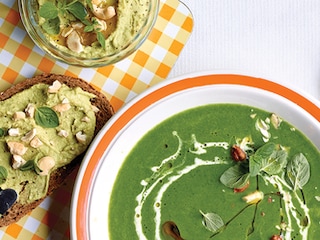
<box><xmin>39</xmin><ymin>1</ymin><xmax>106</xmax><ymax>49</ymax></box>
<box><xmin>204</xmin><ymin>142</ymin><xmax>311</xmax><ymax>238</ymax></box>
<box><xmin>39</xmin><ymin>1</ymin><xmax>88</xmax><ymax>35</ymax></box>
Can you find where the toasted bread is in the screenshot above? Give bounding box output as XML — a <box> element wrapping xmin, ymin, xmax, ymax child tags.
<box><xmin>0</xmin><ymin>73</ymin><xmax>114</xmax><ymax>227</ymax></box>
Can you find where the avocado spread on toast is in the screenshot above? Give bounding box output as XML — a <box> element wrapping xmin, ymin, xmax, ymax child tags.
<box><xmin>0</xmin><ymin>82</ymin><xmax>96</xmax><ymax>207</ymax></box>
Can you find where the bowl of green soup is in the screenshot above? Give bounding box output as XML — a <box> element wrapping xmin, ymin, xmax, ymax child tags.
<box><xmin>71</xmin><ymin>72</ymin><xmax>320</xmax><ymax>240</ymax></box>
<box><xmin>18</xmin><ymin>0</ymin><xmax>159</xmax><ymax>67</ymax></box>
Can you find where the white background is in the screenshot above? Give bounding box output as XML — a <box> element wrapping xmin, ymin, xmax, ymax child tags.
<box><xmin>169</xmin><ymin>0</ymin><xmax>320</xmax><ymax>102</ymax></box>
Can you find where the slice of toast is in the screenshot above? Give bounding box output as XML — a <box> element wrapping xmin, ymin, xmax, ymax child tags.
<box><xmin>0</xmin><ymin>73</ymin><xmax>114</xmax><ymax>227</ymax></box>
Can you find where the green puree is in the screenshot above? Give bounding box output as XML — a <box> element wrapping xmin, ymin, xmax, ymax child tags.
<box><xmin>109</xmin><ymin>104</ymin><xmax>320</xmax><ymax>240</ymax></box>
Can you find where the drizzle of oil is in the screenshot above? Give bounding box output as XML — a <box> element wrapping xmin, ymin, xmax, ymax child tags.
<box><xmin>162</xmin><ymin>221</ymin><xmax>184</xmax><ymax>240</ymax></box>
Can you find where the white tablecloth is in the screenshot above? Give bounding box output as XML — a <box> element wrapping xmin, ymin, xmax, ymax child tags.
<box><xmin>169</xmin><ymin>0</ymin><xmax>320</xmax><ymax>102</ymax></box>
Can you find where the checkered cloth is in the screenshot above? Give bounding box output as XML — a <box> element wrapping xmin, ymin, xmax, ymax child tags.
<box><xmin>0</xmin><ymin>0</ymin><xmax>193</xmax><ymax>110</ymax></box>
<box><xmin>0</xmin><ymin>0</ymin><xmax>193</xmax><ymax>238</ymax></box>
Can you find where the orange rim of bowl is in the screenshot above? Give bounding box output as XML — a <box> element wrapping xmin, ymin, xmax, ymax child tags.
<box><xmin>74</xmin><ymin>74</ymin><xmax>320</xmax><ymax>239</ymax></box>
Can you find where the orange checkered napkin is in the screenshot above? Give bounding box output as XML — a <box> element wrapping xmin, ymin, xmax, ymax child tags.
<box><xmin>0</xmin><ymin>0</ymin><xmax>193</xmax><ymax>239</ymax></box>
<box><xmin>0</xmin><ymin>0</ymin><xmax>193</xmax><ymax>111</ymax></box>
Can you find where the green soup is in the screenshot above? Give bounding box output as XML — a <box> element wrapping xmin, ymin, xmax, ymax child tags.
<box><xmin>109</xmin><ymin>104</ymin><xmax>320</xmax><ymax>240</ymax></box>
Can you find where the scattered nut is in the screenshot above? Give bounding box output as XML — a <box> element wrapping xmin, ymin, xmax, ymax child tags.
<box><xmin>270</xmin><ymin>113</ymin><xmax>282</xmax><ymax>129</ymax></box>
<box><xmin>7</xmin><ymin>142</ymin><xmax>28</xmax><ymax>156</ymax></box>
<box><xmin>91</xmin><ymin>0</ymin><xmax>102</xmax><ymax>5</ymax></box>
<box><xmin>162</xmin><ymin>221</ymin><xmax>184</xmax><ymax>240</ymax></box>
<box><xmin>71</xmin><ymin>22</ymin><xmax>84</xmax><ymax>30</ymax></box>
<box><xmin>243</xmin><ymin>190</ymin><xmax>264</xmax><ymax>204</ymax></box>
<box><xmin>30</xmin><ymin>136</ymin><xmax>43</xmax><ymax>148</ymax></box>
<box><xmin>94</xmin><ymin>18</ymin><xmax>107</xmax><ymax>32</ymax></box>
<box><xmin>250</xmin><ymin>113</ymin><xmax>257</xmax><ymax>119</ymax></box>
<box><xmin>8</xmin><ymin>128</ymin><xmax>20</xmax><ymax>137</ymax></box>
<box><xmin>48</xmin><ymin>80</ymin><xmax>62</xmax><ymax>93</ymax></box>
<box><xmin>81</xmin><ymin>116</ymin><xmax>90</xmax><ymax>122</ymax></box>
<box><xmin>231</xmin><ymin>145</ymin><xmax>246</xmax><ymax>161</ymax></box>
<box><xmin>270</xmin><ymin>235</ymin><xmax>282</xmax><ymax>240</ymax></box>
<box><xmin>58</xmin><ymin>130</ymin><xmax>69</xmax><ymax>138</ymax></box>
<box><xmin>234</xmin><ymin>181</ymin><xmax>250</xmax><ymax>193</ymax></box>
<box><xmin>21</xmin><ymin>128</ymin><xmax>37</xmax><ymax>142</ymax></box>
<box><xmin>255</xmin><ymin>118</ymin><xmax>271</xmax><ymax>142</ymax></box>
<box><xmin>13</xmin><ymin>111</ymin><xmax>26</xmax><ymax>121</ymax></box>
<box><xmin>37</xmin><ymin>156</ymin><xmax>55</xmax><ymax>176</ymax></box>
<box><xmin>12</xmin><ymin>155</ymin><xmax>26</xmax><ymax>169</ymax></box>
<box><xmin>25</xmin><ymin>104</ymin><xmax>35</xmax><ymax>118</ymax></box>
<box><xmin>53</xmin><ymin>103</ymin><xmax>71</xmax><ymax>113</ymax></box>
<box><xmin>92</xmin><ymin>5</ymin><xmax>116</xmax><ymax>20</ymax></box>
<box><xmin>76</xmin><ymin>131</ymin><xmax>87</xmax><ymax>143</ymax></box>
<box><xmin>62</xmin><ymin>98</ymin><xmax>70</xmax><ymax>104</ymax></box>
<box><xmin>91</xmin><ymin>105</ymin><xmax>100</xmax><ymax>113</ymax></box>
<box><xmin>66</xmin><ymin>30</ymin><xmax>84</xmax><ymax>53</ymax></box>
<box><xmin>61</xmin><ymin>26</ymin><xmax>73</xmax><ymax>38</ymax></box>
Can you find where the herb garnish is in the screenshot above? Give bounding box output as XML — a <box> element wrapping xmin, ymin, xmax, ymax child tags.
<box><xmin>35</xmin><ymin>107</ymin><xmax>59</xmax><ymax>128</ymax></box>
<box><xmin>0</xmin><ymin>128</ymin><xmax>5</xmax><ymax>137</ymax></box>
<box><xmin>19</xmin><ymin>160</ymin><xmax>36</xmax><ymax>172</ymax></box>
<box><xmin>204</xmin><ymin>140</ymin><xmax>311</xmax><ymax>238</ymax></box>
<box><xmin>39</xmin><ymin>1</ymin><xmax>89</xmax><ymax>26</ymax></box>
<box><xmin>0</xmin><ymin>167</ymin><xmax>8</xmax><ymax>185</ymax></box>
<box><xmin>249</xmin><ymin>142</ymin><xmax>288</xmax><ymax>177</ymax></box>
<box><xmin>285</xmin><ymin>153</ymin><xmax>310</xmax><ymax>191</ymax></box>
<box><xmin>19</xmin><ymin>160</ymin><xmax>42</xmax><ymax>174</ymax></box>
<box><xmin>219</xmin><ymin>163</ymin><xmax>250</xmax><ymax>189</ymax></box>
<box><xmin>39</xmin><ymin>1</ymin><xmax>106</xmax><ymax>49</ymax></box>
<box><xmin>199</xmin><ymin>210</ymin><xmax>224</xmax><ymax>233</ymax></box>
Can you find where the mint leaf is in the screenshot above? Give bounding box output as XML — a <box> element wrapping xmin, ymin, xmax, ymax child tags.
<box><xmin>84</xmin><ymin>25</ymin><xmax>94</xmax><ymax>32</ymax></box>
<box><xmin>249</xmin><ymin>143</ymin><xmax>275</xmax><ymax>176</ymax></box>
<box><xmin>200</xmin><ymin>210</ymin><xmax>224</xmax><ymax>233</ymax></box>
<box><xmin>96</xmin><ymin>31</ymin><xmax>106</xmax><ymax>49</ymax></box>
<box><xmin>263</xmin><ymin>149</ymin><xmax>287</xmax><ymax>175</ymax></box>
<box><xmin>39</xmin><ymin>2</ymin><xmax>59</xmax><ymax>20</ymax></box>
<box><xmin>249</xmin><ymin>142</ymin><xmax>287</xmax><ymax>176</ymax></box>
<box><xmin>220</xmin><ymin>164</ymin><xmax>250</xmax><ymax>189</ymax></box>
<box><xmin>35</xmin><ymin>107</ymin><xmax>59</xmax><ymax>128</ymax></box>
<box><xmin>286</xmin><ymin>153</ymin><xmax>310</xmax><ymax>190</ymax></box>
<box><xmin>66</xmin><ymin>1</ymin><xmax>88</xmax><ymax>21</ymax></box>
<box><xmin>42</xmin><ymin>17</ymin><xmax>60</xmax><ymax>35</ymax></box>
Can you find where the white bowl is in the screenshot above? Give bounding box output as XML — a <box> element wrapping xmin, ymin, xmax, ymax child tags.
<box><xmin>70</xmin><ymin>72</ymin><xmax>320</xmax><ymax>239</ymax></box>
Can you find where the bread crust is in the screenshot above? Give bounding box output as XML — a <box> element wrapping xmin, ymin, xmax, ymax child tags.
<box><xmin>0</xmin><ymin>73</ymin><xmax>114</xmax><ymax>227</ymax></box>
